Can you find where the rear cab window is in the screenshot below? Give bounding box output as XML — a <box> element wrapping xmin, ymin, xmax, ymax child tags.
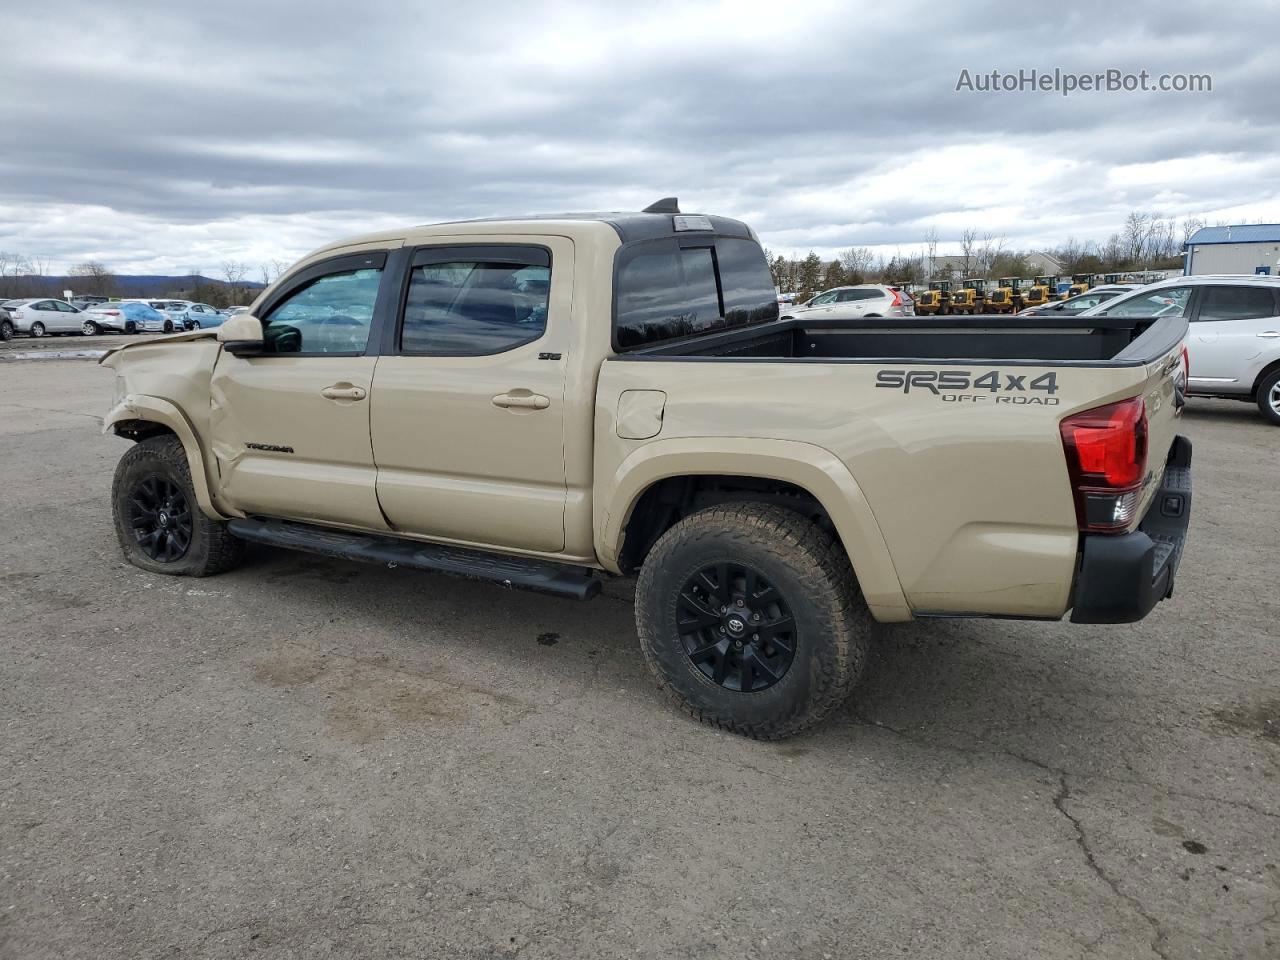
<box><xmin>614</xmin><ymin>235</ymin><xmax>778</xmax><ymax>350</ymax></box>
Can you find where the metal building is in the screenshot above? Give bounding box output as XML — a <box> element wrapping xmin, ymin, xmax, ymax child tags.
<box><xmin>1183</xmin><ymin>224</ymin><xmax>1280</xmax><ymax>275</ymax></box>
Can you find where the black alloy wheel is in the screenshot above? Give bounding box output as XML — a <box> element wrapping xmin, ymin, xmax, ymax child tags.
<box><xmin>127</xmin><ymin>475</ymin><xmax>193</xmax><ymax>562</ymax></box>
<box><xmin>677</xmin><ymin>561</ymin><xmax>797</xmax><ymax>692</ymax></box>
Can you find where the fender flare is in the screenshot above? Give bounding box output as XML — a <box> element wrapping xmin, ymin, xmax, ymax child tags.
<box><xmin>102</xmin><ymin>395</ymin><xmax>239</xmax><ymax>521</ymax></box>
<box><xmin>597</xmin><ymin>437</ymin><xmax>911</xmax><ymax>622</ymax></box>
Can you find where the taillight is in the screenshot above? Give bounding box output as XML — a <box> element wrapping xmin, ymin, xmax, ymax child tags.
<box><xmin>889</xmin><ymin>288</ymin><xmax>903</xmax><ymax>307</ymax></box>
<box><xmin>1181</xmin><ymin>345</ymin><xmax>1190</xmax><ymax>379</ymax></box>
<box><xmin>1059</xmin><ymin>397</ymin><xmax>1148</xmax><ymax>532</ymax></box>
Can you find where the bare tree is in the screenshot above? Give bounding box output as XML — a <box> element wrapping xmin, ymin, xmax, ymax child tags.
<box><xmin>837</xmin><ymin>246</ymin><xmax>876</xmax><ymax>283</ymax></box>
<box><xmin>71</xmin><ymin>261</ymin><xmax>117</xmax><ymax>296</ymax></box>
<box><xmin>221</xmin><ymin>259</ymin><xmax>250</xmax><ymax>304</ymax></box>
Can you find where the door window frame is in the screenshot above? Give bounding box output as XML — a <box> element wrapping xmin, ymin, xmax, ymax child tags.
<box><xmin>1187</xmin><ymin>284</ymin><xmax>1280</xmax><ymax>323</ymax></box>
<box><xmin>250</xmin><ymin>250</ymin><xmax>392</xmax><ymax>358</ymax></box>
<box><xmin>384</xmin><ymin>243</ymin><xmax>554</xmax><ymax>358</ymax></box>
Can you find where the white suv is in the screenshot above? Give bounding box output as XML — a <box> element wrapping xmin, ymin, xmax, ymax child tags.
<box><xmin>783</xmin><ymin>284</ymin><xmax>915</xmax><ymax>320</ymax></box>
<box><xmin>1082</xmin><ymin>275</ymin><xmax>1280</xmax><ymax>425</ymax></box>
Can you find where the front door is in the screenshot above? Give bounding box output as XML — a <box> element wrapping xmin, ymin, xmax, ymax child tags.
<box><xmin>1188</xmin><ymin>284</ymin><xmax>1280</xmax><ymax>385</ymax></box>
<box><xmin>369</xmin><ymin>239</ymin><xmax>572</xmax><ymax>554</ymax></box>
<box><xmin>209</xmin><ymin>251</ymin><xmax>391</xmax><ymax>530</ymax></box>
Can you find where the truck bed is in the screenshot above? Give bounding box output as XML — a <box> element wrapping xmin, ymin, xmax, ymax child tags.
<box><xmin>619</xmin><ymin>314</ymin><xmax>1184</xmax><ymax>366</ymax></box>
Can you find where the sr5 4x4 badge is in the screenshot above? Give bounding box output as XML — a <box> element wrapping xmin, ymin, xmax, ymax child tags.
<box><xmin>876</xmin><ymin>369</ymin><xmax>1061</xmax><ymax>405</ymax></box>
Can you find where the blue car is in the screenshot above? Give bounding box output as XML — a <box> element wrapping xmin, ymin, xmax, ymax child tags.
<box><xmin>150</xmin><ymin>300</ymin><xmax>226</xmax><ymax>330</ymax></box>
<box><xmin>82</xmin><ymin>300</ymin><xmax>171</xmax><ymax>334</ymax></box>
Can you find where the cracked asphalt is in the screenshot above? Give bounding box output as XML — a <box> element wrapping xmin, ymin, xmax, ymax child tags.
<box><xmin>1</xmin><ymin>360</ymin><xmax>1277</xmax><ymax>959</ymax></box>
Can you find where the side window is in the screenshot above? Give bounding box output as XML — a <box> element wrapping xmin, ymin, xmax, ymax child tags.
<box><xmin>809</xmin><ymin>292</ymin><xmax>838</xmax><ymax>305</ymax></box>
<box><xmin>1195</xmin><ymin>285</ymin><xmax>1275</xmax><ymax>322</ymax></box>
<box><xmin>1103</xmin><ymin>286</ymin><xmax>1193</xmax><ymax>318</ymax></box>
<box><xmin>261</xmin><ymin>267</ymin><xmax>382</xmax><ymax>354</ymax></box>
<box><xmin>54</xmin><ymin>301</ymin><xmax>76</xmax><ymax>313</ymax></box>
<box><xmin>401</xmin><ymin>248</ymin><xmax>549</xmax><ymax>356</ymax></box>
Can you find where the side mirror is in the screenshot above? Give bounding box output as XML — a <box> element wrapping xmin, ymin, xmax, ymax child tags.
<box><xmin>216</xmin><ymin>313</ymin><xmax>264</xmax><ymax>356</ymax></box>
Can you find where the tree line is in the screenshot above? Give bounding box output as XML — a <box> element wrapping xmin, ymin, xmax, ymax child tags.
<box><xmin>0</xmin><ymin>255</ymin><xmax>291</xmax><ymax>308</ymax></box>
<box><xmin>767</xmin><ymin>211</ymin><xmax>1215</xmax><ymax>299</ymax></box>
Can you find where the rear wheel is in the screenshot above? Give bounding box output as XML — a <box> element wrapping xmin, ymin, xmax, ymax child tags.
<box><xmin>1257</xmin><ymin>368</ymin><xmax>1280</xmax><ymax>426</ymax></box>
<box><xmin>163</xmin><ymin>320</ymin><xmax>174</xmax><ymax>333</ymax></box>
<box><xmin>636</xmin><ymin>502</ymin><xmax>871</xmax><ymax>739</ymax></box>
<box><xmin>1</xmin><ymin>320</ymin><xmax>12</xmax><ymax>341</ymax></box>
<box><xmin>81</xmin><ymin>320</ymin><xmax>100</xmax><ymax>336</ymax></box>
<box><xmin>111</xmin><ymin>435</ymin><xmax>245</xmax><ymax>577</ymax></box>
<box><xmin>124</xmin><ymin>321</ymin><xmax>137</xmax><ymax>335</ymax></box>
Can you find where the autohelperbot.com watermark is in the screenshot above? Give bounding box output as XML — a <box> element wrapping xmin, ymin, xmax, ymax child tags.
<box><xmin>955</xmin><ymin>68</ymin><xmax>1212</xmax><ymax>96</ymax></box>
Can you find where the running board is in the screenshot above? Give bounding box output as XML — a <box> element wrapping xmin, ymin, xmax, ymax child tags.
<box><xmin>227</xmin><ymin>518</ymin><xmax>602</xmax><ymax>601</ymax></box>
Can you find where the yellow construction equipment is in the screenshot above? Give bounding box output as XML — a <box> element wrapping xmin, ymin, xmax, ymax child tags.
<box><xmin>950</xmin><ymin>277</ymin><xmax>987</xmax><ymax>315</ymax></box>
<box><xmin>1022</xmin><ymin>275</ymin><xmax>1054</xmax><ymax>309</ymax></box>
<box><xmin>1067</xmin><ymin>273</ymin><xmax>1094</xmax><ymax>298</ymax></box>
<box><xmin>985</xmin><ymin>277</ymin><xmax>1022</xmax><ymax>314</ymax></box>
<box><xmin>915</xmin><ymin>280</ymin><xmax>951</xmax><ymax>315</ymax></box>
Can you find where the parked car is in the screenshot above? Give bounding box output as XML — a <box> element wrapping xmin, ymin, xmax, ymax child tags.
<box><xmin>1019</xmin><ymin>285</ymin><xmax>1140</xmax><ymax>317</ymax></box>
<box><xmin>70</xmin><ymin>295</ymin><xmax>110</xmax><ymax>311</ymax></box>
<box><xmin>783</xmin><ymin>284</ymin><xmax>915</xmax><ymax>319</ymax></box>
<box><xmin>82</xmin><ymin>301</ymin><xmax>169</xmax><ymax>335</ymax></box>
<box><xmin>180</xmin><ymin>303</ymin><xmax>226</xmax><ymax>329</ymax></box>
<box><xmin>1081</xmin><ymin>274</ymin><xmax>1280</xmax><ymax>424</ymax></box>
<box><xmin>0</xmin><ymin>298</ymin><xmax>85</xmax><ymax>338</ymax></box>
<box><xmin>222</xmin><ymin>305</ymin><xmax>252</xmax><ymax>316</ymax></box>
<box><xmin>100</xmin><ymin>201</ymin><xmax>1191</xmax><ymax>739</ymax></box>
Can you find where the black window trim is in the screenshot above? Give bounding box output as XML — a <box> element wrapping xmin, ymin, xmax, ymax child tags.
<box><xmin>252</xmin><ymin>250</ymin><xmax>390</xmax><ymax>358</ymax></box>
<box><xmin>388</xmin><ymin>243</ymin><xmax>554</xmax><ymax>358</ymax></box>
<box><xmin>610</xmin><ymin>234</ymin><xmax>779</xmax><ymax>353</ymax></box>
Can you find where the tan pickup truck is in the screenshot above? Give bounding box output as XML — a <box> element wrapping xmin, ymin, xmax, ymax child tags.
<box><xmin>101</xmin><ymin>200</ymin><xmax>1193</xmax><ymax>738</ymax></box>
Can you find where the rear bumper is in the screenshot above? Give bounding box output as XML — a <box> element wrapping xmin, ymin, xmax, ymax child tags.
<box><xmin>1069</xmin><ymin>435</ymin><xmax>1192</xmax><ymax>624</ymax></box>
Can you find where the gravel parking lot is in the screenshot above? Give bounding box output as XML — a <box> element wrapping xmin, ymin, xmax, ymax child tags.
<box><xmin>1</xmin><ymin>359</ymin><xmax>1277</xmax><ymax>959</ymax></box>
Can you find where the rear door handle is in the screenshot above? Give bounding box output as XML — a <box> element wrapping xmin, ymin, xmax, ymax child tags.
<box><xmin>1258</xmin><ymin>331</ymin><xmax>1280</xmax><ymax>338</ymax></box>
<box><xmin>320</xmin><ymin>383</ymin><xmax>367</xmax><ymax>401</ymax></box>
<box><xmin>492</xmin><ymin>392</ymin><xmax>550</xmax><ymax>410</ymax></box>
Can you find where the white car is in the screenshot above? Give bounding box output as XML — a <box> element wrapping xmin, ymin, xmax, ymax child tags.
<box><xmin>783</xmin><ymin>284</ymin><xmax>915</xmax><ymax>320</ymax></box>
<box><xmin>0</xmin><ymin>298</ymin><xmax>85</xmax><ymax>339</ymax></box>
<box><xmin>1081</xmin><ymin>274</ymin><xmax>1280</xmax><ymax>424</ymax></box>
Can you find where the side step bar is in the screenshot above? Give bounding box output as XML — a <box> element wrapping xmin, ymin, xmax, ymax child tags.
<box><xmin>227</xmin><ymin>518</ymin><xmax>602</xmax><ymax>601</ymax></box>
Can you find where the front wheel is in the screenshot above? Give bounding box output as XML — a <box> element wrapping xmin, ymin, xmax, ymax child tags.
<box><xmin>111</xmin><ymin>435</ymin><xmax>245</xmax><ymax>577</ymax></box>
<box><xmin>30</xmin><ymin>321</ymin><xmax>46</xmax><ymax>337</ymax></box>
<box><xmin>190</xmin><ymin>321</ymin><xmax>201</xmax><ymax>329</ymax></box>
<box><xmin>635</xmin><ymin>503</ymin><xmax>871</xmax><ymax>739</ymax></box>
<box><xmin>1257</xmin><ymin>368</ymin><xmax>1280</xmax><ymax>426</ymax></box>
<box><xmin>163</xmin><ymin>320</ymin><xmax>174</xmax><ymax>333</ymax></box>
<box><xmin>81</xmin><ymin>320</ymin><xmax>101</xmax><ymax>336</ymax></box>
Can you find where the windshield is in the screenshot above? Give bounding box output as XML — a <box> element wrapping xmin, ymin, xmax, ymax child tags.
<box><xmin>1095</xmin><ymin>286</ymin><xmax>1192</xmax><ymax>318</ymax></box>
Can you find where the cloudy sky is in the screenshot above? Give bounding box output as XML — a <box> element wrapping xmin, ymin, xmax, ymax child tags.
<box><xmin>2</xmin><ymin>0</ymin><xmax>1278</xmax><ymax>275</ymax></box>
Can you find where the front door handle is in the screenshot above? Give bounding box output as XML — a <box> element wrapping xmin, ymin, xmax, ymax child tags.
<box><xmin>1257</xmin><ymin>331</ymin><xmax>1280</xmax><ymax>339</ymax></box>
<box><xmin>492</xmin><ymin>392</ymin><xmax>550</xmax><ymax>410</ymax></box>
<box><xmin>320</xmin><ymin>383</ymin><xmax>367</xmax><ymax>401</ymax></box>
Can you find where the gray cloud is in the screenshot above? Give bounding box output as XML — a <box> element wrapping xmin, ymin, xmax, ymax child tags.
<box><xmin>1</xmin><ymin>0</ymin><xmax>1277</xmax><ymax>271</ymax></box>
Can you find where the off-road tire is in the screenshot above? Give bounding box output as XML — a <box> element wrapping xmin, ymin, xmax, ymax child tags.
<box><xmin>1257</xmin><ymin>368</ymin><xmax>1280</xmax><ymax>426</ymax></box>
<box><xmin>636</xmin><ymin>502</ymin><xmax>871</xmax><ymax>739</ymax></box>
<box><xmin>111</xmin><ymin>435</ymin><xmax>244</xmax><ymax>577</ymax></box>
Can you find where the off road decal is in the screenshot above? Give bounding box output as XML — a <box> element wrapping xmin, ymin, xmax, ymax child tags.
<box><xmin>875</xmin><ymin>369</ymin><xmax>1061</xmax><ymax>405</ymax></box>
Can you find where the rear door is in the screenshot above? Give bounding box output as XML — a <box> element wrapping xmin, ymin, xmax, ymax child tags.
<box><xmin>1187</xmin><ymin>284</ymin><xmax>1280</xmax><ymax>385</ymax></box>
<box><xmin>369</xmin><ymin>238</ymin><xmax>573</xmax><ymax>553</ymax></box>
<box><xmin>208</xmin><ymin>250</ymin><xmax>393</xmax><ymax>529</ymax></box>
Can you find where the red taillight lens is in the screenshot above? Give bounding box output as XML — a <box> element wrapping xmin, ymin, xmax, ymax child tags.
<box><xmin>889</xmin><ymin>288</ymin><xmax>902</xmax><ymax>307</ymax></box>
<box><xmin>1060</xmin><ymin>397</ymin><xmax>1148</xmax><ymax>532</ymax></box>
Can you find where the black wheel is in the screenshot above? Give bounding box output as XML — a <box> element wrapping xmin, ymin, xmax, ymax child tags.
<box><xmin>191</xmin><ymin>321</ymin><xmax>201</xmax><ymax>329</ymax></box>
<box><xmin>112</xmin><ymin>435</ymin><xmax>244</xmax><ymax>577</ymax></box>
<box><xmin>0</xmin><ymin>320</ymin><xmax>12</xmax><ymax>341</ymax></box>
<box><xmin>124</xmin><ymin>321</ymin><xmax>137</xmax><ymax>335</ymax></box>
<box><xmin>1258</xmin><ymin>368</ymin><xmax>1280</xmax><ymax>426</ymax></box>
<box><xmin>30</xmin><ymin>321</ymin><xmax>46</xmax><ymax>337</ymax></box>
<box><xmin>81</xmin><ymin>320</ymin><xmax>100</xmax><ymax>336</ymax></box>
<box><xmin>636</xmin><ymin>503</ymin><xmax>871</xmax><ymax>739</ymax></box>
